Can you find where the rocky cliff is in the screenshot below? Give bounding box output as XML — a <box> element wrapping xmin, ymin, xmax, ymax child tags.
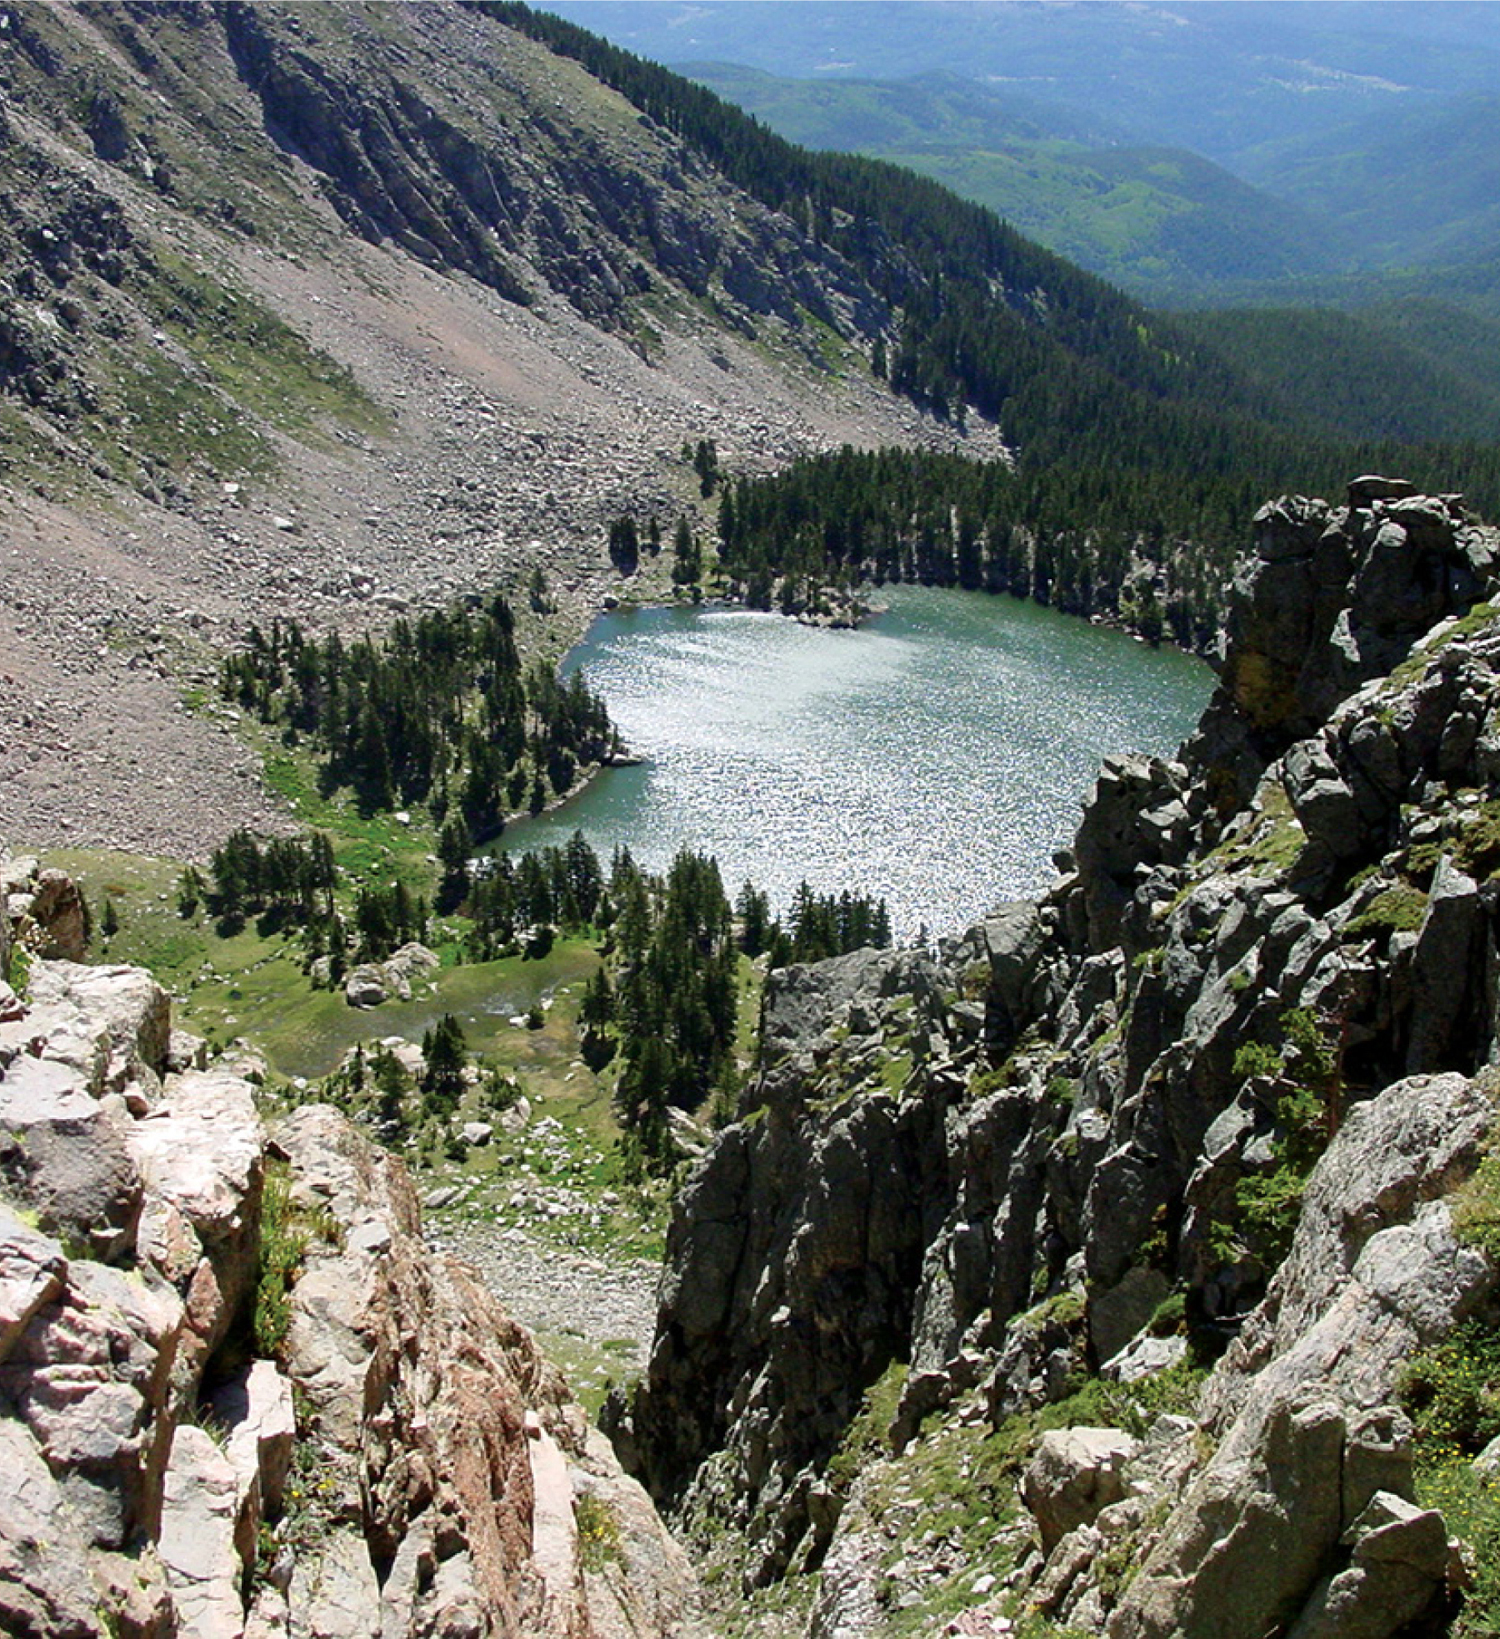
<box><xmin>0</xmin><ymin>858</ymin><xmax>701</xmax><ymax>1639</ymax></box>
<box><xmin>614</xmin><ymin>479</ymin><xmax>1500</xmax><ymax>1635</ymax></box>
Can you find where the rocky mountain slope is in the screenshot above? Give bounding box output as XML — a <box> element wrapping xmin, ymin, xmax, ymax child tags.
<box><xmin>611</xmin><ymin>479</ymin><xmax>1500</xmax><ymax>1635</ymax></box>
<box><xmin>0</xmin><ymin>0</ymin><xmax>994</xmax><ymax>858</ymax></box>
<box><xmin>0</xmin><ymin>854</ymin><xmax>703</xmax><ymax>1638</ymax></box>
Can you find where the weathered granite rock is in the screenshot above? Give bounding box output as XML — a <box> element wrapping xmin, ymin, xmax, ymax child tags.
<box><xmin>26</xmin><ymin>960</ymin><xmax>171</xmax><ymax>1088</ymax></box>
<box><xmin>343</xmin><ymin>944</ymin><xmax>439</xmax><ymax>1009</ymax></box>
<box><xmin>0</xmin><ymin>1202</ymin><xmax>69</xmax><ymax>1366</ymax></box>
<box><xmin>213</xmin><ymin>1357</ymin><xmax>296</xmax><ymax>1518</ymax></box>
<box><xmin>1286</xmin><ymin>1490</ymin><xmax>1450</xmax><ymax>1639</ymax></box>
<box><xmin>0</xmin><ymin>1416</ymin><xmax>107</xmax><ymax>1638</ymax></box>
<box><xmin>1022</xmin><ymin>1426</ymin><xmax>1139</xmax><ymax>1554</ymax></box>
<box><xmin>0</xmin><ymin>1058</ymin><xmax>142</xmax><ymax>1262</ymax></box>
<box><xmin>344</xmin><ymin>963</ymin><xmax>395</xmax><ymax>1008</ymax></box>
<box><xmin>0</xmin><ymin>1253</ymin><xmax>185</xmax><ymax>1549</ymax></box>
<box><xmin>0</xmin><ymin>931</ymin><xmax>697</xmax><ymax>1638</ymax></box>
<box><xmin>27</xmin><ymin>868</ymin><xmax>91</xmax><ymax>961</ymax></box>
<box><xmin>1109</xmin><ymin>1070</ymin><xmax>1495</xmax><ymax>1639</ymax></box>
<box><xmin>276</xmin><ymin>1103</ymin><xmax>702</xmax><ymax>1639</ymax></box>
<box><xmin>159</xmin><ymin>1422</ymin><xmax>256</xmax><ymax>1639</ymax></box>
<box><xmin>130</xmin><ymin>1070</ymin><xmax>263</xmax><ymax>1380</ymax></box>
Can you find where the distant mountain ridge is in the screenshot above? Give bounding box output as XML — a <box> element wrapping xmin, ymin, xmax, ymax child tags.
<box><xmin>544</xmin><ymin>1</ymin><xmax>1500</xmax><ymax>165</ymax></box>
<box><xmin>678</xmin><ymin>62</ymin><xmax>1342</xmax><ymax>300</ymax></box>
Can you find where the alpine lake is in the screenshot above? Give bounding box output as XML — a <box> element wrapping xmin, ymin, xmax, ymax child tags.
<box><xmin>503</xmin><ymin>585</ymin><xmax>1213</xmax><ymax>940</ymax></box>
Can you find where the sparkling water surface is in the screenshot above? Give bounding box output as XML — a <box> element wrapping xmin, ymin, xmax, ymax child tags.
<box><xmin>502</xmin><ymin>586</ymin><xmax>1212</xmax><ymax>939</ymax></box>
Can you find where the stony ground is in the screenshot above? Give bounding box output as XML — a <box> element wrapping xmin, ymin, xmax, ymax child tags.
<box><xmin>1</xmin><ymin>192</ymin><xmax>999</xmax><ymax>862</ymax></box>
<box><xmin>435</xmin><ymin>1217</ymin><xmax>658</xmax><ymax>1363</ymax></box>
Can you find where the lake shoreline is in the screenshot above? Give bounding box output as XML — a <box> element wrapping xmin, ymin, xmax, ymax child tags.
<box><xmin>497</xmin><ymin>586</ymin><xmax>1213</xmax><ymax>939</ymax></box>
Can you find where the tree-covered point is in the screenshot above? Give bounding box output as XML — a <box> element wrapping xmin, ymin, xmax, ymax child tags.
<box><xmin>192</xmin><ymin>825</ymin><xmax>428</xmax><ymax>976</ymax></box>
<box><xmin>447</xmin><ymin>830</ymin><xmax>894</xmax><ymax>1169</ymax></box>
<box><xmin>219</xmin><ymin>594</ymin><xmax>621</xmax><ymax>839</ymax></box>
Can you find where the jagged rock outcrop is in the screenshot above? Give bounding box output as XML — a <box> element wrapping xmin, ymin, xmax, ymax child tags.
<box><xmin>1044</xmin><ymin>1068</ymin><xmax>1496</xmax><ymax>1639</ymax></box>
<box><xmin>0</xmin><ymin>863</ymin><xmax>702</xmax><ymax>1638</ymax></box>
<box><xmin>615</xmin><ymin>483</ymin><xmax>1500</xmax><ymax>1634</ymax></box>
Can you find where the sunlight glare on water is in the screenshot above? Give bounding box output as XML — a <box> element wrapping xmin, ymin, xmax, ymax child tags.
<box><xmin>502</xmin><ymin>586</ymin><xmax>1212</xmax><ymax>939</ymax></box>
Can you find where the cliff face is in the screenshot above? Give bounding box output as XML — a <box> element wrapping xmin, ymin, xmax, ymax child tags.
<box><xmin>0</xmin><ymin>860</ymin><xmax>701</xmax><ymax>1639</ymax></box>
<box><xmin>617</xmin><ymin>480</ymin><xmax>1500</xmax><ymax>1632</ymax></box>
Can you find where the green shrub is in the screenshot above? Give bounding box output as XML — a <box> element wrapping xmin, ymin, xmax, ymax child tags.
<box><xmin>253</xmin><ymin>1160</ymin><xmax>341</xmax><ymax>1357</ymax></box>
<box><xmin>1346</xmin><ymin>883</ymin><xmax>1428</xmax><ymax>937</ymax></box>
<box><xmin>575</xmin><ymin>1491</ymin><xmax>623</xmax><ymax>1570</ymax></box>
<box><xmin>254</xmin><ymin>1161</ymin><xmax>308</xmax><ymax>1357</ymax></box>
<box><xmin>1227</xmin><ymin>1007</ymin><xmax>1341</xmax><ymax>1268</ymax></box>
<box><xmin>1403</xmin><ymin>1316</ymin><xmax>1500</xmax><ymax>1637</ymax></box>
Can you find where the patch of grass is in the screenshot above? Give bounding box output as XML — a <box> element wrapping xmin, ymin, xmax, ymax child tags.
<box><xmin>881</xmin><ymin>1050</ymin><xmax>915</xmax><ymax>1094</ymax></box>
<box><xmin>1452</xmin><ymin>1107</ymin><xmax>1500</xmax><ymax>1263</ymax></box>
<box><xmin>1346</xmin><ymin>882</ymin><xmax>1428</xmax><ymax>937</ymax></box>
<box><xmin>1402</xmin><ymin>1308</ymin><xmax>1500</xmax><ymax>1639</ymax></box>
<box><xmin>1388</xmin><ymin>601</ymin><xmax>1500</xmax><ymax>691</ymax></box>
<box><xmin>575</xmin><ymin>1491</ymin><xmax>624</xmax><ymax>1571</ymax></box>
<box><xmin>255</xmin><ymin>738</ymin><xmax>436</xmax><ymax>889</ymax></box>
<box><xmin>1022</xmin><ymin>1358</ymin><xmax>1205</xmax><ymax>1447</ymax></box>
<box><xmin>87</xmin><ymin>337</ymin><xmax>272</xmax><ymax>484</ymax></box>
<box><xmin>1456</xmin><ymin>800</ymin><xmax>1500</xmax><ymax>879</ymax></box>
<box><xmin>140</xmin><ymin>251</ymin><xmax>391</xmax><ymax>440</ymax></box>
<box><xmin>860</xmin><ymin>1413</ymin><xmax>1029</xmax><ymax>1637</ymax></box>
<box><xmin>825</xmin><ymin>1358</ymin><xmax>908</xmax><ymax>1491</ymax></box>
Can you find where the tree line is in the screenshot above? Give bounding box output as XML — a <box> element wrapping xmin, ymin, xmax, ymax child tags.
<box><xmin>712</xmin><ymin>440</ymin><xmax>1500</xmax><ymax>649</ymax></box>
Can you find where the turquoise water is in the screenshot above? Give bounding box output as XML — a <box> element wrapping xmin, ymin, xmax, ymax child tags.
<box><xmin>501</xmin><ymin>586</ymin><xmax>1212</xmax><ymax>938</ymax></box>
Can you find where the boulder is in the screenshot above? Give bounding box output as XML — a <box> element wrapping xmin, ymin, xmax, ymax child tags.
<box><xmin>1286</xmin><ymin>1490</ymin><xmax>1449</xmax><ymax>1639</ymax></box>
<box><xmin>385</xmin><ymin>942</ymin><xmax>440</xmax><ymax>982</ymax></box>
<box><xmin>26</xmin><ymin>960</ymin><xmax>171</xmax><ymax>1085</ymax></box>
<box><xmin>212</xmin><ymin>1357</ymin><xmax>296</xmax><ymax>1517</ymax></box>
<box><xmin>344</xmin><ymin>963</ymin><xmax>390</xmax><ymax>1008</ymax></box>
<box><xmin>1347</xmin><ymin>475</ymin><xmax>1417</xmax><ymax>507</ymax></box>
<box><xmin>1022</xmin><ymin>1427</ymin><xmax>1139</xmax><ymax>1555</ymax></box>
<box><xmin>0</xmin><ymin>1057</ymin><xmax>143</xmax><ymax>1262</ymax></box>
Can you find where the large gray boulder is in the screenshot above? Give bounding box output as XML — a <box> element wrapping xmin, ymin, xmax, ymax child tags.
<box><xmin>0</xmin><ymin>1058</ymin><xmax>142</xmax><ymax>1262</ymax></box>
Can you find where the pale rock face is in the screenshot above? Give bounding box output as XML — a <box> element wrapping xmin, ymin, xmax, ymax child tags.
<box><xmin>213</xmin><ymin>1358</ymin><xmax>297</xmax><ymax>1519</ymax></box>
<box><xmin>0</xmin><ymin>1416</ymin><xmax>107</xmax><ymax>1638</ymax></box>
<box><xmin>1107</xmin><ymin>1070</ymin><xmax>1496</xmax><ymax>1639</ymax></box>
<box><xmin>26</xmin><ymin>959</ymin><xmax>172</xmax><ymax>1087</ymax></box>
<box><xmin>0</xmin><ymin>1203</ymin><xmax>69</xmax><ymax>1364</ymax></box>
<box><xmin>0</xmin><ymin>1059</ymin><xmax>143</xmax><ymax>1262</ymax></box>
<box><xmin>0</xmin><ymin>907</ymin><xmax>699</xmax><ymax>1639</ymax></box>
<box><xmin>129</xmin><ymin>1070</ymin><xmax>264</xmax><ymax>1381</ymax></box>
<box><xmin>0</xmin><ymin>1253</ymin><xmax>185</xmax><ymax>1549</ymax></box>
<box><xmin>1022</xmin><ymin>1426</ymin><xmax>1140</xmax><ymax>1555</ymax></box>
<box><xmin>159</xmin><ymin>1422</ymin><xmax>257</xmax><ymax>1639</ymax></box>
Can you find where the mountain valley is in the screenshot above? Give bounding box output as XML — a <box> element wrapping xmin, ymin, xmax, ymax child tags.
<box><xmin>6</xmin><ymin>5</ymin><xmax>1500</xmax><ymax>1639</ymax></box>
